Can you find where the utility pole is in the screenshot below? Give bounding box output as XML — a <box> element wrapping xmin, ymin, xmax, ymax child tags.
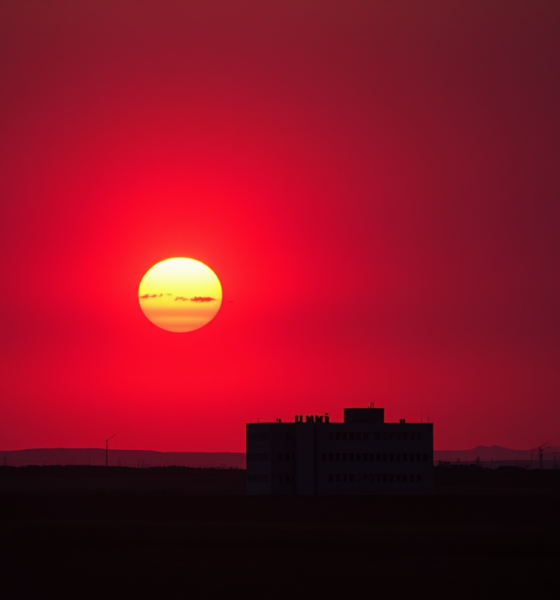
<box><xmin>539</xmin><ymin>442</ymin><xmax>549</xmax><ymax>470</ymax></box>
<box><xmin>105</xmin><ymin>434</ymin><xmax>116</xmax><ymax>467</ymax></box>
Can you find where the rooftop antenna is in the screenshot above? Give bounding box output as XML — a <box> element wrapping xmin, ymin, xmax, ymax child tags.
<box><xmin>105</xmin><ymin>434</ymin><xmax>116</xmax><ymax>467</ymax></box>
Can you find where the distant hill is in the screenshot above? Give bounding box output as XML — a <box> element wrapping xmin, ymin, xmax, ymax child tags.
<box><xmin>0</xmin><ymin>448</ymin><xmax>245</xmax><ymax>468</ymax></box>
<box><xmin>434</xmin><ymin>445</ymin><xmax>560</xmax><ymax>463</ymax></box>
<box><xmin>2</xmin><ymin>445</ymin><xmax>559</xmax><ymax>468</ymax></box>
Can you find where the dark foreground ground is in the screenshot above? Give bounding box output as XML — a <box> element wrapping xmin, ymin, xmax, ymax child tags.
<box><xmin>1</xmin><ymin>466</ymin><xmax>559</xmax><ymax>599</ymax></box>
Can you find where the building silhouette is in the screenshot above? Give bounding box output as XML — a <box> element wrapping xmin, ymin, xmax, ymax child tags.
<box><xmin>246</xmin><ymin>406</ymin><xmax>433</xmax><ymax>495</ymax></box>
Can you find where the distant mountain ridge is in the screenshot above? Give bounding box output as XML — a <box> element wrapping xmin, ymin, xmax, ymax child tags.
<box><xmin>434</xmin><ymin>445</ymin><xmax>560</xmax><ymax>462</ymax></box>
<box><xmin>1</xmin><ymin>448</ymin><xmax>245</xmax><ymax>468</ymax></box>
<box><xmin>2</xmin><ymin>445</ymin><xmax>559</xmax><ymax>467</ymax></box>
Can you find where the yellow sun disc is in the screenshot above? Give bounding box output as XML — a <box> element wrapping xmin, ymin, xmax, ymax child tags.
<box><xmin>138</xmin><ymin>257</ymin><xmax>222</xmax><ymax>332</ymax></box>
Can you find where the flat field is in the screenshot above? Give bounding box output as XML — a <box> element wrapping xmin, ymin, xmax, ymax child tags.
<box><xmin>1</xmin><ymin>467</ymin><xmax>559</xmax><ymax>599</ymax></box>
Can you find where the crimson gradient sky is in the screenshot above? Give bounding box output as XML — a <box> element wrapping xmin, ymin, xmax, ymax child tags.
<box><xmin>1</xmin><ymin>1</ymin><xmax>559</xmax><ymax>452</ymax></box>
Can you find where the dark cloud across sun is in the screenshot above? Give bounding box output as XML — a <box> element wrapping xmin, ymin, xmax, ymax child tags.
<box><xmin>139</xmin><ymin>294</ymin><xmax>218</xmax><ymax>302</ymax></box>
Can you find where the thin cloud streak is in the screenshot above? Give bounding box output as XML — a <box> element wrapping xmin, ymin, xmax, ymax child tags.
<box><xmin>190</xmin><ymin>297</ymin><xmax>217</xmax><ymax>303</ymax></box>
<box><xmin>139</xmin><ymin>294</ymin><xmax>218</xmax><ymax>303</ymax></box>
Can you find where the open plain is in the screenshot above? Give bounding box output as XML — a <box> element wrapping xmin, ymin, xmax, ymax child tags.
<box><xmin>1</xmin><ymin>466</ymin><xmax>559</xmax><ymax>599</ymax></box>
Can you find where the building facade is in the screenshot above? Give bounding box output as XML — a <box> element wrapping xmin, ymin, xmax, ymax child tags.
<box><xmin>246</xmin><ymin>407</ymin><xmax>433</xmax><ymax>495</ymax></box>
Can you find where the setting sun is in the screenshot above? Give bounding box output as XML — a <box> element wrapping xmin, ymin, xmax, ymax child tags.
<box><xmin>138</xmin><ymin>257</ymin><xmax>222</xmax><ymax>332</ymax></box>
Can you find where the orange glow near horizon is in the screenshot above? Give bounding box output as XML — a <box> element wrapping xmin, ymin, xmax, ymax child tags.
<box><xmin>138</xmin><ymin>258</ymin><xmax>222</xmax><ymax>332</ymax></box>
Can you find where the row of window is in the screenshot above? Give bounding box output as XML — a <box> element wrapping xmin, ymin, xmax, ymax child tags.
<box><xmin>328</xmin><ymin>473</ymin><xmax>422</xmax><ymax>484</ymax></box>
<box><xmin>249</xmin><ymin>452</ymin><xmax>429</xmax><ymax>463</ymax></box>
<box><xmin>247</xmin><ymin>474</ymin><xmax>270</xmax><ymax>483</ymax></box>
<box><xmin>278</xmin><ymin>453</ymin><xmax>294</xmax><ymax>462</ymax></box>
<box><xmin>250</xmin><ymin>473</ymin><xmax>424</xmax><ymax>485</ymax></box>
<box><xmin>247</xmin><ymin>433</ymin><xmax>270</xmax><ymax>442</ymax></box>
<box><xmin>247</xmin><ymin>453</ymin><xmax>270</xmax><ymax>462</ymax></box>
<box><xmin>247</xmin><ymin>431</ymin><xmax>294</xmax><ymax>442</ymax></box>
<box><xmin>248</xmin><ymin>431</ymin><xmax>423</xmax><ymax>443</ymax></box>
<box><xmin>327</xmin><ymin>431</ymin><xmax>422</xmax><ymax>442</ymax></box>
<box><xmin>321</xmin><ymin>452</ymin><xmax>428</xmax><ymax>463</ymax></box>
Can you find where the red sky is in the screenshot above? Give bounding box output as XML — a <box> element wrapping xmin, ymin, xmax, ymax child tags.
<box><xmin>1</xmin><ymin>1</ymin><xmax>559</xmax><ymax>452</ymax></box>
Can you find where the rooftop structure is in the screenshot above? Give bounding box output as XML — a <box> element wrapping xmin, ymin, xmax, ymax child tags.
<box><xmin>246</xmin><ymin>406</ymin><xmax>433</xmax><ymax>495</ymax></box>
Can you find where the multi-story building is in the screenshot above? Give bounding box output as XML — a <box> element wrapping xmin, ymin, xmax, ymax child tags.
<box><xmin>246</xmin><ymin>406</ymin><xmax>433</xmax><ymax>495</ymax></box>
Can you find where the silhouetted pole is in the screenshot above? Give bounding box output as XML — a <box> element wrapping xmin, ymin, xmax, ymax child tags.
<box><xmin>539</xmin><ymin>442</ymin><xmax>549</xmax><ymax>469</ymax></box>
<box><xmin>105</xmin><ymin>434</ymin><xmax>116</xmax><ymax>467</ymax></box>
